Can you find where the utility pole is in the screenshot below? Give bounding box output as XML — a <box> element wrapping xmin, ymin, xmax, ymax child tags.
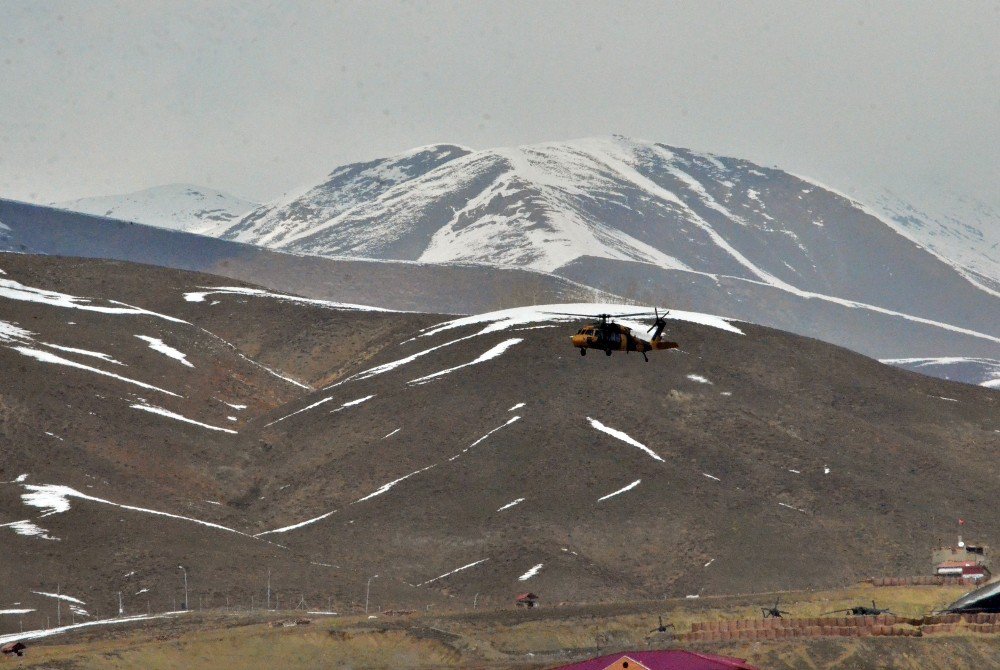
<box><xmin>365</xmin><ymin>574</ymin><xmax>378</xmax><ymax>615</ymax></box>
<box><xmin>473</xmin><ymin>593</ymin><xmax>479</xmax><ymax>609</ymax></box>
<box><xmin>56</xmin><ymin>584</ymin><xmax>61</xmax><ymax>627</ymax></box>
<box><xmin>118</xmin><ymin>591</ymin><xmax>124</xmax><ymax>617</ymax></box>
<box><xmin>178</xmin><ymin>566</ymin><xmax>188</xmax><ymax>610</ymax></box>
<box><xmin>267</xmin><ymin>569</ymin><xmax>271</xmax><ymax>610</ymax></box>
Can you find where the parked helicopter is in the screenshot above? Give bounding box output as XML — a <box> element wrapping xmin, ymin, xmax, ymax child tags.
<box><xmin>556</xmin><ymin>308</ymin><xmax>679</xmax><ymax>361</ymax></box>
<box><xmin>822</xmin><ymin>600</ymin><xmax>894</xmax><ymax>617</ymax></box>
<box><xmin>650</xmin><ymin>615</ymin><xmax>676</xmax><ymax>633</ymax></box>
<box><xmin>761</xmin><ymin>596</ymin><xmax>791</xmax><ymax>619</ymax></box>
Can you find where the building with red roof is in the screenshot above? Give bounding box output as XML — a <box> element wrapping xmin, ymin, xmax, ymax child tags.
<box><xmin>548</xmin><ymin>649</ymin><xmax>760</xmax><ymax>670</ymax></box>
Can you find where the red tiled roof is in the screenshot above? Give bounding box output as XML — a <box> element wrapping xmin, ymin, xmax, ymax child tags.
<box><xmin>547</xmin><ymin>649</ymin><xmax>760</xmax><ymax>670</ymax></box>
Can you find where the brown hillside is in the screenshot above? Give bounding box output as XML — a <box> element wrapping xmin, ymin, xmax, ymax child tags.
<box><xmin>0</xmin><ymin>254</ymin><xmax>996</xmax><ymax>632</ymax></box>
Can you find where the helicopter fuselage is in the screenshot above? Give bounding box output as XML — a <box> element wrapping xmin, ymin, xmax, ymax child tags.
<box><xmin>571</xmin><ymin>322</ymin><xmax>678</xmax><ymax>357</ymax></box>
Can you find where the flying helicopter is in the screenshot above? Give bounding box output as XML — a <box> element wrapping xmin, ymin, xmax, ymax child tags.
<box><xmin>555</xmin><ymin>308</ymin><xmax>679</xmax><ymax>361</ymax></box>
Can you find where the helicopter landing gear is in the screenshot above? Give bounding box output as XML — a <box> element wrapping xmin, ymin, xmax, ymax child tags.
<box><xmin>580</xmin><ymin>348</ymin><xmax>586</xmax><ymax>356</ymax></box>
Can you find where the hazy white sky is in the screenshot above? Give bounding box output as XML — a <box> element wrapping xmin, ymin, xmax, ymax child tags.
<box><xmin>1</xmin><ymin>0</ymin><xmax>997</xmax><ymax>213</ymax></box>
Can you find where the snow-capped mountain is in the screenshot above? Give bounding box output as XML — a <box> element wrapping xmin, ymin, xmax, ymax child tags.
<box><xmin>219</xmin><ymin>137</ymin><xmax>998</xmax><ymax>341</ymax></box>
<box><xmin>869</xmin><ymin>189</ymin><xmax>1000</xmax><ymax>295</ymax></box>
<box><xmin>880</xmin><ymin>357</ymin><xmax>1000</xmax><ymax>389</ymax></box>
<box><xmin>57</xmin><ymin>184</ymin><xmax>258</xmax><ymax>234</ymax></box>
<box><xmin>223</xmin><ymin>144</ymin><xmax>471</xmax><ymax>247</ymax></box>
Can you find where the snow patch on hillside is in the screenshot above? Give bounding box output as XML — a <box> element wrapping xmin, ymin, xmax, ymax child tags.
<box><xmin>184</xmin><ymin>286</ymin><xmax>396</xmax><ymax>312</ymax></box>
<box><xmin>0</xmin><ymin>519</ymin><xmax>59</xmax><ymax>541</ymax></box>
<box><xmin>0</xmin><ymin>319</ymin><xmax>32</xmax><ymax>342</ymax></box>
<box><xmin>0</xmin><ymin>611</ymin><xmax>189</xmax><ymax>646</ymax></box>
<box><xmin>518</xmin><ymin>563</ymin><xmax>543</xmax><ymax>581</ymax></box>
<box><xmin>32</xmin><ymin>591</ymin><xmax>85</xmax><ymax>604</ymax></box>
<box><xmin>597</xmin><ymin>479</ymin><xmax>641</xmax><ymax>502</ymax></box>
<box><xmin>135</xmin><ymin>335</ymin><xmax>194</xmax><ymax>368</ymax></box>
<box><xmin>587</xmin><ymin>417</ymin><xmax>663</xmax><ymax>462</ymax></box>
<box><xmin>12</xmin><ymin>346</ymin><xmax>180</xmax><ymax>396</ymax></box>
<box><xmin>43</xmin><ymin>343</ymin><xmax>126</xmax><ymax>366</ymax></box>
<box><xmin>417</xmin><ymin>558</ymin><xmax>490</xmax><ymax>587</ymax></box>
<box><xmin>497</xmin><ymin>498</ymin><xmax>525</xmax><ymax>512</ymax></box>
<box><xmin>418</xmin><ymin>304</ymin><xmax>744</xmax><ymax>339</ymax></box>
<box><xmin>409</xmin><ymin>338</ymin><xmax>523</xmax><ymax>384</ymax></box>
<box><xmin>130</xmin><ymin>403</ymin><xmax>237</xmax><ymax>433</ymax></box>
<box><xmin>21</xmin><ymin>483</ymin><xmax>250</xmax><ymax>536</ymax></box>
<box><xmin>1</xmin><ymin>277</ymin><xmax>187</xmax><ymax>323</ymax></box>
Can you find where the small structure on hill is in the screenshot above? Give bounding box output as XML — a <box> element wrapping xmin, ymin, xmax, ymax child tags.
<box><xmin>548</xmin><ymin>649</ymin><xmax>760</xmax><ymax>670</ymax></box>
<box><xmin>932</xmin><ymin>527</ymin><xmax>991</xmax><ymax>582</ymax></box>
<box><xmin>1</xmin><ymin>641</ymin><xmax>26</xmax><ymax>657</ymax></box>
<box><xmin>516</xmin><ymin>592</ymin><xmax>539</xmax><ymax>608</ymax></box>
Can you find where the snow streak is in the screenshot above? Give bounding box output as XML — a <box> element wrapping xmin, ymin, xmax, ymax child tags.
<box><xmin>597</xmin><ymin>479</ymin><xmax>641</xmax><ymax>502</ymax></box>
<box><xmin>42</xmin><ymin>343</ymin><xmax>125</xmax><ymax>365</ymax></box>
<box><xmin>587</xmin><ymin>418</ymin><xmax>663</xmax><ymax>462</ymax></box>
<box><xmin>353</xmin><ymin>465</ymin><xmax>437</xmax><ymax>503</ymax></box>
<box><xmin>255</xmin><ymin>510</ymin><xmax>338</xmax><ymax>537</ymax></box>
<box><xmin>448</xmin><ymin>417</ymin><xmax>520</xmax><ymax>461</ymax></box>
<box><xmin>0</xmin><ymin>612</ymin><xmax>189</xmax><ymax>646</ymax></box>
<box><xmin>265</xmin><ymin>394</ymin><xmax>374</xmax><ymax>427</ymax></box>
<box><xmin>417</xmin><ymin>558</ymin><xmax>490</xmax><ymax>587</ymax></box>
<box><xmin>21</xmin><ymin>484</ymin><xmax>251</xmax><ymax>537</ymax></box>
<box><xmin>0</xmin><ymin>277</ymin><xmax>188</xmax><ymax>323</ymax></box>
<box><xmin>496</xmin><ymin>498</ymin><xmax>525</xmax><ymax>512</ymax></box>
<box><xmin>518</xmin><ymin>564</ymin><xmax>544</xmax><ymax>581</ymax></box>
<box><xmin>135</xmin><ymin>335</ymin><xmax>194</xmax><ymax>368</ymax></box>
<box><xmin>11</xmin><ymin>347</ymin><xmax>179</xmax><ymax>396</ymax></box>
<box><xmin>408</xmin><ymin>338</ymin><xmax>523</xmax><ymax>384</ymax></box>
<box><xmin>0</xmin><ymin>519</ymin><xmax>59</xmax><ymax>541</ymax></box>
<box><xmin>184</xmin><ymin>286</ymin><xmax>395</xmax><ymax>312</ymax></box>
<box><xmin>130</xmin><ymin>404</ymin><xmax>237</xmax><ymax>434</ymax></box>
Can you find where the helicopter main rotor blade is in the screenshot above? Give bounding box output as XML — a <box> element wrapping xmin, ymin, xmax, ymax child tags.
<box><xmin>541</xmin><ymin>310</ymin><xmax>661</xmax><ymax>319</ymax></box>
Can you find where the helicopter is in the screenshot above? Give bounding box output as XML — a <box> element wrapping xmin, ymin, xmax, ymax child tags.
<box><xmin>649</xmin><ymin>615</ymin><xmax>675</xmax><ymax>633</ymax></box>
<box><xmin>822</xmin><ymin>600</ymin><xmax>894</xmax><ymax>617</ymax></box>
<box><xmin>761</xmin><ymin>596</ymin><xmax>791</xmax><ymax>619</ymax></box>
<box><xmin>557</xmin><ymin>308</ymin><xmax>679</xmax><ymax>361</ymax></box>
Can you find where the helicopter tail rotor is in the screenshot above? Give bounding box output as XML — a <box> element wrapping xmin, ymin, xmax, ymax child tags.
<box><xmin>646</xmin><ymin>307</ymin><xmax>669</xmax><ymax>342</ymax></box>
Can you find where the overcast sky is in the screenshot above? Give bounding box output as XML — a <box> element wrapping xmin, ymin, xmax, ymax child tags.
<box><xmin>1</xmin><ymin>0</ymin><xmax>997</xmax><ymax>214</ymax></box>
